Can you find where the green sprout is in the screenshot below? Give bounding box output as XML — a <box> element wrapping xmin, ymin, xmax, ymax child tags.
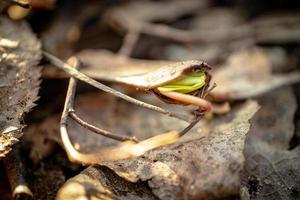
<box><xmin>157</xmin><ymin>71</ymin><xmax>206</xmax><ymax>94</ymax></box>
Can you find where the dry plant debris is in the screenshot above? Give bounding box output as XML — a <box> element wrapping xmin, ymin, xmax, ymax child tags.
<box><xmin>42</xmin><ymin>51</ymin><xmax>213</xmax><ymax>164</ymax></box>
<box><xmin>242</xmin><ymin>88</ymin><xmax>300</xmax><ymax>200</ymax></box>
<box><xmin>57</xmin><ymin>100</ymin><xmax>259</xmax><ymax>199</ymax></box>
<box><xmin>211</xmin><ymin>48</ymin><xmax>300</xmax><ymax>100</ymax></box>
<box><xmin>26</xmin><ymin>93</ymin><xmax>186</xmax><ymax>163</ymax></box>
<box><xmin>0</xmin><ymin>17</ymin><xmax>41</xmax><ymax>157</ymax></box>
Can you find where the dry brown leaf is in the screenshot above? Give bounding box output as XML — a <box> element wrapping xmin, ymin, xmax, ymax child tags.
<box><xmin>211</xmin><ymin>48</ymin><xmax>300</xmax><ymax>100</ymax></box>
<box><xmin>77</xmin><ymin>49</ymin><xmax>173</xmax><ymax>82</ymax></box>
<box><xmin>41</xmin><ymin>1</ymin><xmax>101</xmax><ymax>57</ymax></box>
<box><xmin>42</xmin><ymin>50</ymin><xmax>172</xmax><ymax>79</ymax></box>
<box><xmin>241</xmin><ymin>87</ymin><xmax>300</xmax><ymax>200</ymax></box>
<box><xmin>0</xmin><ymin>17</ymin><xmax>41</xmax><ymax>157</ymax></box>
<box><xmin>57</xmin><ymin>100</ymin><xmax>259</xmax><ymax>200</ymax></box>
<box><xmin>45</xmin><ymin>49</ymin><xmax>210</xmax><ymax>90</ymax></box>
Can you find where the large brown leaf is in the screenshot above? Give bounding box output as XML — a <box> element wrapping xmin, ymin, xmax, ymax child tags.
<box><xmin>0</xmin><ymin>17</ymin><xmax>41</xmax><ymax>157</ymax></box>
<box><xmin>57</xmin><ymin>100</ymin><xmax>259</xmax><ymax>200</ymax></box>
<box><xmin>241</xmin><ymin>87</ymin><xmax>300</xmax><ymax>200</ymax></box>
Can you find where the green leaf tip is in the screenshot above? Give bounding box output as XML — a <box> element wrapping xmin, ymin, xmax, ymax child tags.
<box><xmin>157</xmin><ymin>71</ymin><xmax>206</xmax><ymax>94</ymax></box>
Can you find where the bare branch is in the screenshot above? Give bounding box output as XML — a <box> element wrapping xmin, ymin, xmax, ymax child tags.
<box><xmin>179</xmin><ymin>115</ymin><xmax>202</xmax><ymax>137</ymax></box>
<box><xmin>69</xmin><ymin>110</ymin><xmax>138</xmax><ymax>143</ymax></box>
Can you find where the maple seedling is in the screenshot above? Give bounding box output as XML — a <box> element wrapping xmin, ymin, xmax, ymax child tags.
<box><xmin>43</xmin><ymin>51</ymin><xmax>213</xmax><ymax>164</ymax></box>
<box><xmin>158</xmin><ymin>71</ymin><xmax>206</xmax><ymax>94</ymax></box>
<box><xmin>155</xmin><ymin>71</ymin><xmax>211</xmax><ymax>111</ymax></box>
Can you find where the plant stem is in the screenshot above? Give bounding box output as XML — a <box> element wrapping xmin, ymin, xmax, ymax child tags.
<box><xmin>69</xmin><ymin>110</ymin><xmax>138</xmax><ymax>142</ymax></box>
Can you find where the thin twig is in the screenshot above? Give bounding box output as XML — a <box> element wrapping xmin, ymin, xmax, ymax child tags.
<box><xmin>58</xmin><ymin>57</ymin><xmax>199</xmax><ymax>164</ymax></box>
<box><xmin>60</xmin><ymin>57</ymin><xmax>140</xmax><ymax>163</ymax></box>
<box><xmin>43</xmin><ymin>51</ymin><xmax>191</xmax><ymax>123</ymax></box>
<box><xmin>59</xmin><ymin>57</ymin><xmax>104</xmax><ymax>163</ymax></box>
<box><xmin>116</xmin><ymin>15</ymin><xmax>300</xmax><ymax>44</ymax></box>
<box><xmin>118</xmin><ymin>30</ymin><xmax>140</xmax><ymax>56</ymax></box>
<box><xmin>4</xmin><ymin>145</ymin><xmax>33</xmax><ymax>200</ymax></box>
<box><xmin>179</xmin><ymin>115</ymin><xmax>202</xmax><ymax>137</ymax></box>
<box><xmin>69</xmin><ymin>110</ymin><xmax>138</xmax><ymax>142</ymax></box>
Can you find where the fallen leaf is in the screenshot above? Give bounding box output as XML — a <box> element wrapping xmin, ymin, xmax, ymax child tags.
<box><xmin>211</xmin><ymin>48</ymin><xmax>300</xmax><ymax>100</ymax></box>
<box><xmin>57</xmin><ymin>100</ymin><xmax>259</xmax><ymax>200</ymax></box>
<box><xmin>42</xmin><ymin>50</ymin><xmax>172</xmax><ymax>79</ymax></box>
<box><xmin>241</xmin><ymin>87</ymin><xmax>300</xmax><ymax>200</ymax></box>
<box><xmin>0</xmin><ymin>17</ymin><xmax>41</xmax><ymax>157</ymax></box>
<box><xmin>77</xmin><ymin>49</ymin><xmax>173</xmax><ymax>81</ymax></box>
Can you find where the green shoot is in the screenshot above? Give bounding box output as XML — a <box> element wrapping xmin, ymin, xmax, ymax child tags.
<box><xmin>157</xmin><ymin>71</ymin><xmax>206</xmax><ymax>94</ymax></box>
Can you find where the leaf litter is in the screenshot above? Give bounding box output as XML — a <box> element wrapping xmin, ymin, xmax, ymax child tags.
<box><xmin>0</xmin><ymin>17</ymin><xmax>41</xmax><ymax>157</ymax></box>
<box><xmin>1</xmin><ymin>1</ymin><xmax>300</xmax><ymax>199</ymax></box>
<box><xmin>27</xmin><ymin>92</ymin><xmax>187</xmax><ymax>162</ymax></box>
<box><xmin>211</xmin><ymin>48</ymin><xmax>300</xmax><ymax>100</ymax></box>
<box><xmin>57</xmin><ymin>100</ymin><xmax>259</xmax><ymax>200</ymax></box>
<box><xmin>241</xmin><ymin>87</ymin><xmax>300</xmax><ymax>200</ymax></box>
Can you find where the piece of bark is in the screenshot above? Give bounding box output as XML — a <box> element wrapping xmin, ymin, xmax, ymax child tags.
<box><xmin>0</xmin><ymin>17</ymin><xmax>41</xmax><ymax>157</ymax></box>
<box><xmin>58</xmin><ymin>100</ymin><xmax>259</xmax><ymax>200</ymax></box>
<box><xmin>241</xmin><ymin>87</ymin><xmax>300</xmax><ymax>200</ymax></box>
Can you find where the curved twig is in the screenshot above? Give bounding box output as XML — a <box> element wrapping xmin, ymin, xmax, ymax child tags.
<box><xmin>43</xmin><ymin>51</ymin><xmax>191</xmax><ymax>123</ymax></box>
